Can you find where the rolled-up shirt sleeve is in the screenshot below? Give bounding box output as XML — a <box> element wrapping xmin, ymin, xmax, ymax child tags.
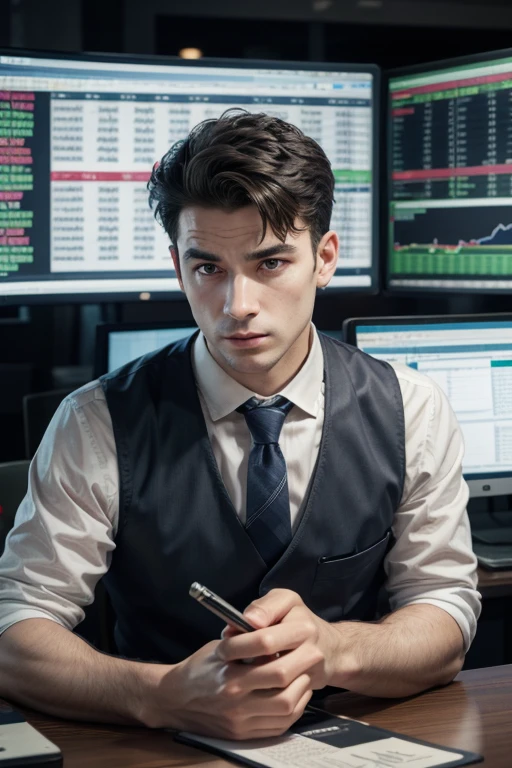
<box><xmin>0</xmin><ymin>381</ymin><xmax>118</xmax><ymax>634</ymax></box>
<box><xmin>385</xmin><ymin>363</ymin><xmax>481</xmax><ymax>651</ymax></box>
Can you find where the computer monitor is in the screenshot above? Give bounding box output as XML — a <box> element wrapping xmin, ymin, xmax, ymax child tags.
<box><xmin>0</xmin><ymin>49</ymin><xmax>380</xmax><ymax>304</ymax></box>
<box><xmin>94</xmin><ymin>321</ymin><xmax>197</xmax><ymax>377</ymax></box>
<box><xmin>388</xmin><ymin>48</ymin><xmax>512</xmax><ymax>294</ymax></box>
<box><xmin>342</xmin><ymin>314</ymin><xmax>512</xmax><ymax>498</ymax></box>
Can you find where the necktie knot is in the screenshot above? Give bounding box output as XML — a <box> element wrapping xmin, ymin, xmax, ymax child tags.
<box><xmin>237</xmin><ymin>396</ymin><xmax>294</xmax><ymax>445</ymax></box>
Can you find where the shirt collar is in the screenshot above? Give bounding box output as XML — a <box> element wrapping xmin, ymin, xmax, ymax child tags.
<box><xmin>192</xmin><ymin>326</ymin><xmax>324</xmax><ymax>422</ymax></box>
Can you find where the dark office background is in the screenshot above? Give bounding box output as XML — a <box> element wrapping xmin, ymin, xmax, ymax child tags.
<box><xmin>1</xmin><ymin>0</ymin><xmax>511</xmax><ymax>461</ymax></box>
<box><xmin>1</xmin><ymin>1</ymin><xmax>512</xmax><ymax>670</ymax></box>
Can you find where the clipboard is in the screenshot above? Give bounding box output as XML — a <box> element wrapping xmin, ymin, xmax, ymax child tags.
<box><xmin>175</xmin><ymin>706</ymin><xmax>482</xmax><ymax>768</ymax></box>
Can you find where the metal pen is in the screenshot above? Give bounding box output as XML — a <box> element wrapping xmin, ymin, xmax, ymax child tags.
<box><xmin>189</xmin><ymin>582</ymin><xmax>256</xmax><ymax>633</ymax></box>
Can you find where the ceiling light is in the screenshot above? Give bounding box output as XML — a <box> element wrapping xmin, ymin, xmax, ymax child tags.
<box><xmin>179</xmin><ymin>47</ymin><xmax>203</xmax><ymax>60</ymax></box>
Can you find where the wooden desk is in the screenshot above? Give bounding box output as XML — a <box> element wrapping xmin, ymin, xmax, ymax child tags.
<box><xmin>22</xmin><ymin>664</ymin><xmax>512</xmax><ymax>767</ymax></box>
<box><xmin>478</xmin><ymin>566</ymin><xmax>512</xmax><ymax>598</ymax></box>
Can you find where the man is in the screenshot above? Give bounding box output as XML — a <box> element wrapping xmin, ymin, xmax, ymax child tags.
<box><xmin>0</xmin><ymin>110</ymin><xmax>480</xmax><ymax>739</ymax></box>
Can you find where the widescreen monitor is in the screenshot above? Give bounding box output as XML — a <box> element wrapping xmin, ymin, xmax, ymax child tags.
<box><xmin>388</xmin><ymin>48</ymin><xmax>512</xmax><ymax>293</ymax></box>
<box><xmin>94</xmin><ymin>321</ymin><xmax>197</xmax><ymax>377</ymax></box>
<box><xmin>0</xmin><ymin>49</ymin><xmax>380</xmax><ymax>304</ymax></box>
<box><xmin>343</xmin><ymin>314</ymin><xmax>512</xmax><ymax>498</ymax></box>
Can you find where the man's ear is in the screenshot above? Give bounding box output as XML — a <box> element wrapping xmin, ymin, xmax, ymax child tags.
<box><xmin>170</xmin><ymin>246</ymin><xmax>185</xmax><ymax>292</ymax></box>
<box><xmin>316</xmin><ymin>230</ymin><xmax>339</xmax><ymax>288</ymax></box>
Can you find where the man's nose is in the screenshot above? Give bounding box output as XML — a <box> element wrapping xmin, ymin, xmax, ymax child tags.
<box><xmin>223</xmin><ymin>274</ymin><xmax>260</xmax><ymax>320</ymax></box>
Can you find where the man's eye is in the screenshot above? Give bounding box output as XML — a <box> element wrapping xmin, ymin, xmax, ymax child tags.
<box><xmin>197</xmin><ymin>263</ymin><xmax>219</xmax><ymax>275</ymax></box>
<box><xmin>262</xmin><ymin>259</ymin><xmax>282</xmax><ymax>271</ymax></box>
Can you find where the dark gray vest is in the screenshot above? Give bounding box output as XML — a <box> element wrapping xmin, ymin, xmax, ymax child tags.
<box><xmin>100</xmin><ymin>333</ymin><xmax>405</xmax><ymax>663</ymax></box>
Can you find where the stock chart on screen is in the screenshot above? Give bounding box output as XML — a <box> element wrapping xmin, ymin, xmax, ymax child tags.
<box><xmin>0</xmin><ymin>50</ymin><xmax>379</xmax><ymax>303</ymax></box>
<box><xmin>388</xmin><ymin>50</ymin><xmax>512</xmax><ymax>293</ymax></box>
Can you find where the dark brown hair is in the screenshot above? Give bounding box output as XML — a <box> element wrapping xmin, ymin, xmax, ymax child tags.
<box><xmin>147</xmin><ymin>109</ymin><xmax>335</xmax><ymax>254</ymax></box>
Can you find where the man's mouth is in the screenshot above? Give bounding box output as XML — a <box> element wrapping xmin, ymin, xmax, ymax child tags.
<box><xmin>226</xmin><ymin>333</ymin><xmax>266</xmax><ymax>340</ymax></box>
<box><xmin>224</xmin><ymin>333</ymin><xmax>269</xmax><ymax>347</ymax></box>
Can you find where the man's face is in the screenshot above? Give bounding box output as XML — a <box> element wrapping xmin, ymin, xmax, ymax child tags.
<box><xmin>173</xmin><ymin>205</ymin><xmax>338</xmax><ymax>393</ymax></box>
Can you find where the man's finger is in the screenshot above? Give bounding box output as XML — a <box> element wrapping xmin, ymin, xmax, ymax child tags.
<box><xmin>221</xmin><ymin>625</ymin><xmax>244</xmax><ymax>639</ymax></box>
<box><xmin>220</xmin><ymin>642</ymin><xmax>323</xmax><ymax>692</ymax></box>
<box><xmin>241</xmin><ymin>673</ymin><xmax>314</xmax><ymax>715</ymax></box>
<box><xmin>217</xmin><ymin>621</ymin><xmax>313</xmax><ymax>662</ymax></box>
<box><xmin>244</xmin><ymin>588</ymin><xmax>304</xmax><ymax>628</ymax></box>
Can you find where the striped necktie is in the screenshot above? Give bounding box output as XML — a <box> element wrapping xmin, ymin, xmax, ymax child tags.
<box><xmin>237</xmin><ymin>395</ymin><xmax>294</xmax><ymax>567</ymax></box>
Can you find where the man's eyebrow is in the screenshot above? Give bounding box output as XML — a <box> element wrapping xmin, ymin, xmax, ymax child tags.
<box><xmin>182</xmin><ymin>244</ymin><xmax>297</xmax><ymax>263</ymax></box>
<box><xmin>182</xmin><ymin>247</ymin><xmax>221</xmax><ymax>263</ymax></box>
<box><xmin>244</xmin><ymin>244</ymin><xmax>297</xmax><ymax>261</ymax></box>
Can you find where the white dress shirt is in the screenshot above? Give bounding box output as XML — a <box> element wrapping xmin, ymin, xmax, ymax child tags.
<box><xmin>0</xmin><ymin>328</ymin><xmax>481</xmax><ymax>650</ymax></box>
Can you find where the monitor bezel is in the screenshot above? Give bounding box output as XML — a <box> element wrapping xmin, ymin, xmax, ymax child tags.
<box><xmin>385</xmin><ymin>46</ymin><xmax>512</xmax><ymax>297</ymax></box>
<box><xmin>94</xmin><ymin>319</ymin><xmax>198</xmax><ymax>378</ymax></box>
<box><xmin>0</xmin><ymin>46</ymin><xmax>381</xmax><ymax>305</ymax></box>
<box><xmin>342</xmin><ymin>311</ymin><xmax>512</xmax><ymax>496</ymax></box>
<box><xmin>343</xmin><ymin>311</ymin><xmax>512</xmax><ymax>345</ymax></box>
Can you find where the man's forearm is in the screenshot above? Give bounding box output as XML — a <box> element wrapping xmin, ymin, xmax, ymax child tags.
<box><xmin>326</xmin><ymin>604</ymin><xmax>465</xmax><ymax>698</ymax></box>
<box><xmin>0</xmin><ymin>619</ymin><xmax>170</xmax><ymax>725</ymax></box>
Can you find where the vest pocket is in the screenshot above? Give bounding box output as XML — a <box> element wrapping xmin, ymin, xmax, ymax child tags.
<box><xmin>309</xmin><ymin>531</ymin><xmax>391</xmax><ymax>621</ymax></box>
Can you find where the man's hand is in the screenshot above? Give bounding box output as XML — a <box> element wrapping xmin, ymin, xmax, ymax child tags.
<box><xmin>142</xmin><ymin>589</ymin><xmax>332</xmax><ymax>738</ymax></box>
<box><xmin>221</xmin><ymin>588</ymin><xmax>341</xmax><ymax>690</ymax></box>
<box><xmin>144</xmin><ymin>632</ymin><xmax>316</xmax><ymax>738</ymax></box>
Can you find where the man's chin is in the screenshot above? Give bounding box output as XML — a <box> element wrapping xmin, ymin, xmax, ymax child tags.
<box><xmin>222</xmin><ymin>354</ymin><xmax>275</xmax><ymax>375</ymax></box>
<box><xmin>218</xmin><ymin>346</ymin><xmax>279</xmax><ymax>375</ymax></box>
